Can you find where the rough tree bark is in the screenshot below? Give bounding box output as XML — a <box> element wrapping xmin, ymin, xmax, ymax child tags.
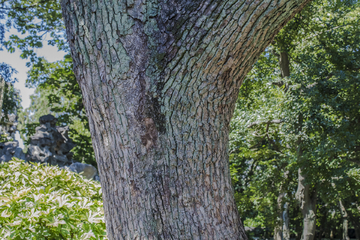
<box><xmin>61</xmin><ymin>0</ymin><xmax>310</xmax><ymax>238</ymax></box>
<box><xmin>296</xmin><ymin>167</ymin><xmax>317</xmax><ymax>240</ymax></box>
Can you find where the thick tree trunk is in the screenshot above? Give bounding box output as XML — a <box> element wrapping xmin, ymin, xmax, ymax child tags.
<box><xmin>61</xmin><ymin>0</ymin><xmax>310</xmax><ymax>238</ymax></box>
<box><xmin>296</xmin><ymin>168</ymin><xmax>317</xmax><ymax>240</ymax></box>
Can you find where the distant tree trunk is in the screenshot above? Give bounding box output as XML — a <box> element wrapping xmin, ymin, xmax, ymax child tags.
<box><xmin>294</xmin><ymin>204</ymin><xmax>303</xmax><ymax>240</ymax></box>
<box><xmin>348</xmin><ymin>209</ymin><xmax>360</xmax><ymax>240</ymax></box>
<box><xmin>296</xmin><ymin>167</ymin><xmax>317</xmax><ymax>240</ymax></box>
<box><xmin>0</xmin><ymin>77</ymin><xmax>5</xmax><ymax>121</ymax></box>
<box><xmin>330</xmin><ymin>210</ymin><xmax>336</xmax><ymax>240</ymax></box>
<box><xmin>61</xmin><ymin>0</ymin><xmax>310</xmax><ymax>238</ymax></box>
<box><xmin>273</xmin><ymin>50</ymin><xmax>291</xmax><ymax>240</ymax></box>
<box><xmin>279</xmin><ymin>52</ymin><xmax>290</xmax><ymax>78</ymax></box>
<box><xmin>316</xmin><ymin>205</ymin><xmax>328</xmax><ymax>240</ymax></box>
<box><xmin>273</xmin><ymin>200</ymin><xmax>290</xmax><ymax>240</ymax></box>
<box><xmin>283</xmin><ymin>202</ymin><xmax>290</xmax><ymax>240</ymax></box>
<box><xmin>274</xmin><ymin>189</ymin><xmax>286</xmax><ymax>240</ymax></box>
<box><xmin>330</xmin><ymin>230</ymin><xmax>334</xmax><ymax>240</ymax></box>
<box><xmin>339</xmin><ymin>200</ymin><xmax>350</xmax><ymax>240</ymax></box>
<box><xmin>274</xmin><ymin>171</ymin><xmax>290</xmax><ymax>240</ymax></box>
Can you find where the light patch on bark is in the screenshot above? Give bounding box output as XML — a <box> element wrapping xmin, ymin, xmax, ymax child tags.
<box><xmin>295</xmin><ymin>168</ymin><xmax>317</xmax><ymax>240</ymax></box>
<box><xmin>339</xmin><ymin>199</ymin><xmax>350</xmax><ymax>240</ymax></box>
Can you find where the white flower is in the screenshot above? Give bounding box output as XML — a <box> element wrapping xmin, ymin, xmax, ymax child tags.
<box><xmin>32</xmin><ymin>193</ymin><xmax>44</xmax><ymax>202</ymax></box>
<box><xmin>27</xmin><ymin>225</ymin><xmax>35</xmax><ymax>233</ymax></box>
<box><xmin>8</xmin><ymin>220</ymin><xmax>22</xmax><ymax>226</ymax></box>
<box><xmin>81</xmin><ymin>230</ymin><xmax>96</xmax><ymax>239</ymax></box>
<box><xmin>87</xmin><ymin>211</ymin><xmax>103</xmax><ymax>224</ymax></box>
<box><xmin>29</xmin><ymin>209</ymin><xmax>40</xmax><ymax>221</ymax></box>
<box><xmin>1</xmin><ymin>210</ymin><xmax>11</xmax><ymax>218</ymax></box>
<box><xmin>0</xmin><ymin>228</ymin><xmax>11</xmax><ymax>237</ymax></box>
<box><xmin>78</xmin><ymin>198</ymin><xmax>93</xmax><ymax>209</ymax></box>
<box><xmin>25</xmin><ymin>201</ymin><xmax>35</xmax><ymax>208</ymax></box>
<box><xmin>56</xmin><ymin>194</ymin><xmax>70</xmax><ymax>208</ymax></box>
<box><xmin>14</xmin><ymin>172</ymin><xmax>21</xmax><ymax>180</ymax></box>
<box><xmin>46</xmin><ymin>215</ymin><xmax>67</xmax><ymax>227</ymax></box>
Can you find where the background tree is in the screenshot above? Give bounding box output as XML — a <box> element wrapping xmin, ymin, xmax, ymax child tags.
<box><xmin>0</xmin><ymin>0</ymin><xmax>95</xmax><ymax>165</ymax></box>
<box><xmin>229</xmin><ymin>0</ymin><xmax>360</xmax><ymax>238</ymax></box>
<box><xmin>17</xmin><ymin>55</ymin><xmax>96</xmax><ymax>166</ymax></box>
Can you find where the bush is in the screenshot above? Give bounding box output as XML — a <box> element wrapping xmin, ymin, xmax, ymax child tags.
<box><xmin>0</xmin><ymin>158</ymin><xmax>107</xmax><ymax>239</ymax></box>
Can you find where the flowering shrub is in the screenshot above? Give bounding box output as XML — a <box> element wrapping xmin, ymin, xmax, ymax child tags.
<box><xmin>0</xmin><ymin>158</ymin><xmax>107</xmax><ymax>239</ymax></box>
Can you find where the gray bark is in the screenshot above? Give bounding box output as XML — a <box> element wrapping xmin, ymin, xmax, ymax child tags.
<box><xmin>273</xmin><ymin>197</ymin><xmax>290</xmax><ymax>240</ymax></box>
<box><xmin>283</xmin><ymin>202</ymin><xmax>290</xmax><ymax>240</ymax></box>
<box><xmin>61</xmin><ymin>0</ymin><xmax>310</xmax><ymax>238</ymax></box>
<box><xmin>274</xmin><ymin>178</ymin><xmax>290</xmax><ymax>240</ymax></box>
<box><xmin>295</xmin><ymin>168</ymin><xmax>317</xmax><ymax>240</ymax></box>
<box><xmin>330</xmin><ymin>210</ymin><xmax>336</xmax><ymax>240</ymax></box>
<box><xmin>338</xmin><ymin>200</ymin><xmax>350</xmax><ymax>240</ymax></box>
<box><xmin>0</xmin><ymin>77</ymin><xmax>5</xmax><ymax>122</ymax></box>
<box><xmin>274</xmin><ymin>50</ymin><xmax>290</xmax><ymax>240</ymax></box>
<box><xmin>279</xmin><ymin>52</ymin><xmax>290</xmax><ymax>78</ymax></box>
<box><xmin>274</xmin><ymin>189</ymin><xmax>286</xmax><ymax>240</ymax></box>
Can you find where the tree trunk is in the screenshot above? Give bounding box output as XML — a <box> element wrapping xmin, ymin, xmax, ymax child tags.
<box><xmin>348</xmin><ymin>210</ymin><xmax>360</xmax><ymax>240</ymax></box>
<box><xmin>279</xmin><ymin>53</ymin><xmax>290</xmax><ymax>238</ymax></box>
<box><xmin>274</xmin><ymin>190</ymin><xmax>286</xmax><ymax>240</ymax></box>
<box><xmin>61</xmin><ymin>0</ymin><xmax>310</xmax><ymax>238</ymax></box>
<box><xmin>279</xmin><ymin>52</ymin><xmax>290</xmax><ymax>78</ymax></box>
<box><xmin>329</xmin><ymin>209</ymin><xmax>336</xmax><ymax>240</ymax></box>
<box><xmin>273</xmin><ymin>50</ymin><xmax>291</xmax><ymax>240</ymax></box>
<box><xmin>339</xmin><ymin>200</ymin><xmax>350</xmax><ymax>240</ymax></box>
<box><xmin>0</xmin><ymin>77</ymin><xmax>5</xmax><ymax>121</ymax></box>
<box><xmin>274</xmin><ymin>173</ymin><xmax>290</xmax><ymax>240</ymax></box>
<box><xmin>296</xmin><ymin>168</ymin><xmax>317</xmax><ymax>240</ymax></box>
<box><xmin>283</xmin><ymin>202</ymin><xmax>290</xmax><ymax>240</ymax></box>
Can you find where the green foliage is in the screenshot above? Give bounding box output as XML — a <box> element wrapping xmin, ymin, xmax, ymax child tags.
<box><xmin>230</xmin><ymin>46</ymin><xmax>294</xmax><ymax>229</ymax></box>
<box><xmin>2</xmin><ymin>0</ymin><xmax>66</xmax><ymax>64</ymax></box>
<box><xmin>1</xmin><ymin>82</ymin><xmax>21</xmax><ymax>121</ymax></box>
<box><xmin>0</xmin><ymin>158</ymin><xmax>107</xmax><ymax>239</ymax></box>
<box><xmin>0</xmin><ymin>82</ymin><xmax>21</xmax><ymax>143</ymax></box>
<box><xmin>230</xmin><ymin>0</ymin><xmax>360</xmax><ymax>232</ymax></box>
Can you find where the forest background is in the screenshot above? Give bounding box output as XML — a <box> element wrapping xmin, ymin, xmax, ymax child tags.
<box><xmin>0</xmin><ymin>0</ymin><xmax>360</xmax><ymax>239</ymax></box>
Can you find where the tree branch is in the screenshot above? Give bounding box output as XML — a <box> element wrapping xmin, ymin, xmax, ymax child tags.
<box><xmin>345</xmin><ymin>158</ymin><xmax>360</xmax><ymax>166</ymax></box>
<box><xmin>247</xmin><ymin>119</ymin><xmax>283</xmax><ymax>128</ymax></box>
